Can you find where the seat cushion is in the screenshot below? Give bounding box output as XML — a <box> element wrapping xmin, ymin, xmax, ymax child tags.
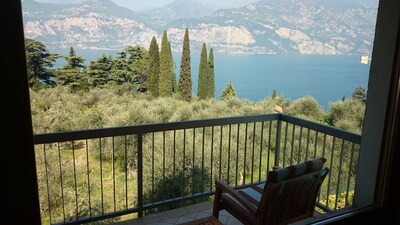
<box><xmin>267</xmin><ymin>157</ymin><xmax>326</xmax><ymax>183</ymax></box>
<box><xmin>221</xmin><ymin>183</ymin><xmax>265</xmax><ymax>223</ymax></box>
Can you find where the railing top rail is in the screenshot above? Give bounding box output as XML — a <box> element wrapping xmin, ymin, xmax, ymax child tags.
<box><xmin>279</xmin><ymin>114</ymin><xmax>362</xmax><ymax>144</ymax></box>
<box><xmin>33</xmin><ymin>113</ymin><xmax>362</xmax><ymax>145</ymax></box>
<box><xmin>33</xmin><ymin>113</ymin><xmax>279</xmax><ymax>144</ymax></box>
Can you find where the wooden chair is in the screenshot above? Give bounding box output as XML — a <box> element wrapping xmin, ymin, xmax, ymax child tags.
<box><xmin>212</xmin><ymin>158</ymin><xmax>328</xmax><ymax>225</ymax></box>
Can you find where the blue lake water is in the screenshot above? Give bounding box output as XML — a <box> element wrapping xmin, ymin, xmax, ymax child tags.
<box><xmin>52</xmin><ymin>49</ymin><xmax>370</xmax><ymax>110</ymax></box>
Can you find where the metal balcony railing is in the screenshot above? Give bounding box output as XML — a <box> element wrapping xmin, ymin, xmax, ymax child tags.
<box><xmin>33</xmin><ymin>113</ymin><xmax>361</xmax><ymax>225</ymax></box>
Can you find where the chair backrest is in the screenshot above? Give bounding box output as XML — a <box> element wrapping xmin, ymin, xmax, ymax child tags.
<box><xmin>256</xmin><ymin>158</ymin><xmax>328</xmax><ymax>225</ymax></box>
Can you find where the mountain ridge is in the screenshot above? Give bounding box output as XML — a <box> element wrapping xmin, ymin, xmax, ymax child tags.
<box><xmin>22</xmin><ymin>0</ymin><xmax>378</xmax><ymax>55</ymax></box>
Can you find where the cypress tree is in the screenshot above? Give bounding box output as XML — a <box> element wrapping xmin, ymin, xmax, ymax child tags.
<box><xmin>169</xmin><ymin>42</ymin><xmax>177</xmax><ymax>93</ymax></box>
<box><xmin>148</xmin><ymin>36</ymin><xmax>160</xmax><ymax>96</ymax></box>
<box><xmin>207</xmin><ymin>47</ymin><xmax>215</xmax><ymax>99</ymax></box>
<box><xmin>197</xmin><ymin>43</ymin><xmax>208</xmax><ymax>100</ymax></box>
<box><xmin>178</xmin><ymin>28</ymin><xmax>192</xmax><ymax>101</ymax></box>
<box><xmin>159</xmin><ymin>30</ymin><xmax>173</xmax><ymax>97</ymax></box>
<box><xmin>272</xmin><ymin>89</ymin><xmax>277</xmax><ymax>99</ymax></box>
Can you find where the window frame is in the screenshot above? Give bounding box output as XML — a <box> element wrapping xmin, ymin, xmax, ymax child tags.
<box><xmin>3</xmin><ymin>0</ymin><xmax>399</xmax><ymax>224</ymax></box>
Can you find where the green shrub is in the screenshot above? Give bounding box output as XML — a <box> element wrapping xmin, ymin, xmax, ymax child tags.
<box><xmin>285</xmin><ymin>96</ymin><xmax>324</xmax><ymax>121</ymax></box>
<box><xmin>329</xmin><ymin>99</ymin><xmax>365</xmax><ymax>133</ymax></box>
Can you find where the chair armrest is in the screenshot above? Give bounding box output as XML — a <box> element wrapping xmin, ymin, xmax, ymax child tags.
<box><xmin>215</xmin><ymin>180</ymin><xmax>257</xmax><ymax>214</ymax></box>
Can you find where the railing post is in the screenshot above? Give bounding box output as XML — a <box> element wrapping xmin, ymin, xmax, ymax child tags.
<box><xmin>274</xmin><ymin>119</ymin><xmax>282</xmax><ymax>167</ymax></box>
<box><xmin>137</xmin><ymin>133</ymin><xmax>143</xmax><ymax>217</ymax></box>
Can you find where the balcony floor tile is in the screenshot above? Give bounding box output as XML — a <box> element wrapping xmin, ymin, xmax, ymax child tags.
<box><xmin>119</xmin><ymin>201</ymin><xmax>242</xmax><ymax>225</ymax></box>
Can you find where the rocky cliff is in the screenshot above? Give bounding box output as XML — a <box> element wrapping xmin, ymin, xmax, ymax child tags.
<box><xmin>22</xmin><ymin>0</ymin><xmax>378</xmax><ymax>54</ymax></box>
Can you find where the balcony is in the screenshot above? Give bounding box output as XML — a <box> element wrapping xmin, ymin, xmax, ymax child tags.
<box><xmin>33</xmin><ymin>113</ymin><xmax>361</xmax><ymax>225</ymax></box>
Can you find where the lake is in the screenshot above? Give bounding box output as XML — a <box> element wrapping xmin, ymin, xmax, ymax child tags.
<box><xmin>52</xmin><ymin>49</ymin><xmax>370</xmax><ymax>110</ymax></box>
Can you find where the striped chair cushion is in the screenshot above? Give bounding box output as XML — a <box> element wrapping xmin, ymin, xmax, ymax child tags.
<box><xmin>267</xmin><ymin>158</ymin><xmax>326</xmax><ymax>183</ymax></box>
<box><xmin>221</xmin><ymin>183</ymin><xmax>265</xmax><ymax>223</ymax></box>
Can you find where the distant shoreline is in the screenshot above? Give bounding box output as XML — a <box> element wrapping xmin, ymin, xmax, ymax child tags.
<box><xmin>50</xmin><ymin>49</ymin><xmax>370</xmax><ymax>110</ymax></box>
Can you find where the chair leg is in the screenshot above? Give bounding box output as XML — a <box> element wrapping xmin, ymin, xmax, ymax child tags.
<box><xmin>213</xmin><ymin>183</ymin><xmax>222</xmax><ymax>218</ymax></box>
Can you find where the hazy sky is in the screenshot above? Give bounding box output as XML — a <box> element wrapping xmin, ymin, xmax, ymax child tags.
<box><xmin>35</xmin><ymin>0</ymin><xmax>254</xmax><ymax>11</ymax></box>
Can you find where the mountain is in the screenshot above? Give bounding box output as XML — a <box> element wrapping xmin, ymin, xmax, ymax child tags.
<box><xmin>23</xmin><ymin>0</ymin><xmax>157</xmax><ymax>50</ymax></box>
<box><xmin>137</xmin><ymin>0</ymin><xmax>219</xmax><ymax>30</ymax></box>
<box><xmin>22</xmin><ymin>0</ymin><xmax>378</xmax><ymax>54</ymax></box>
<box><xmin>139</xmin><ymin>0</ymin><xmax>219</xmax><ymax>28</ymax></box>
<box><xmin>33</xmin><ymin>0</ymin><xmax>89</xmax><ymax>4</ymax></box>
<box><xmin>165</xmin><ymin>0</ymin><xmax>378</xmax><ymax>54</ymax></box>
<box><xmin>221</xmin><ymin>0</ymin><xmax>257</xmax><ymax>9</ymax></box>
